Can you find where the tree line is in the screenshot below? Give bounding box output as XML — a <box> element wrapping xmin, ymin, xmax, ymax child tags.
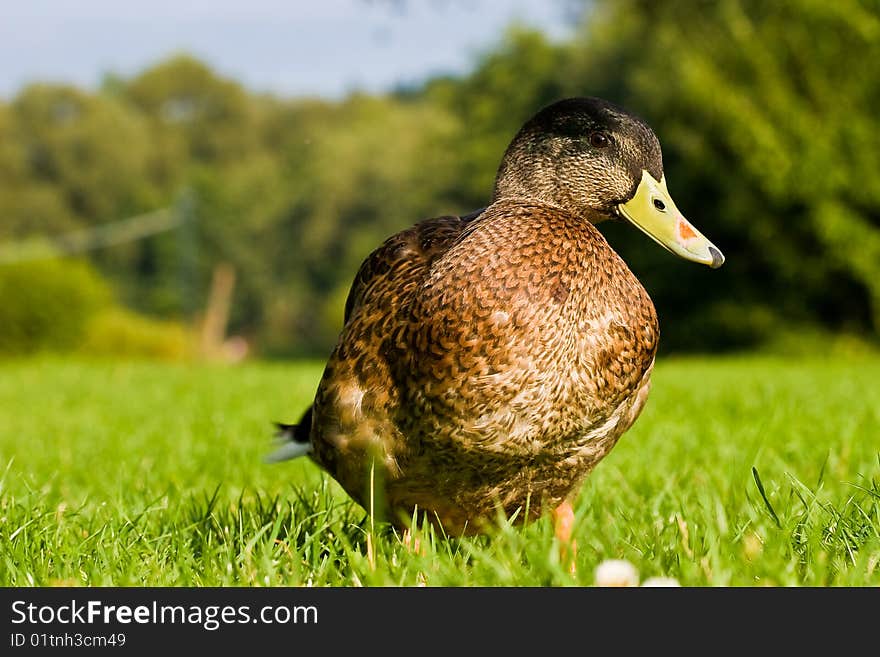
<box><xmin>1</xmin><ymin>0</ymin><xmax>877</xmax><ymax>357</ymax></box>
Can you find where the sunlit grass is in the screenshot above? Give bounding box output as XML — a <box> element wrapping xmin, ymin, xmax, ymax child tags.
<box><xmin>0</xmin><ymin>356</ymin><xmax>877</xmax><ymax>586</ymax></box>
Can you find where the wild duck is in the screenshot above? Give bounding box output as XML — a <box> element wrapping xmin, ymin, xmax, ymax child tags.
<box><xmin>269</xmin><ymin>97</ymin><xmax>724</xmax><ymax>551</ymax></box>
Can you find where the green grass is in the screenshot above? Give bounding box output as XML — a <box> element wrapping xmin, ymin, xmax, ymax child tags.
<box><xmin>0</xmin><ymin>356</ymin><xmax>878</xmax><ymax>586</ymax></box>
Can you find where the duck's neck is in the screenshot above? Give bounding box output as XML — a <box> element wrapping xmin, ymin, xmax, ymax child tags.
<box><xmin>491</xmin><ymin>178</ymin><xmax>612</xmax><ymax>226</ymax></box>
<box><xmin>487</xmin><ymin>192</ymin><xmax>609</xmax><ymax>228</ymax></box>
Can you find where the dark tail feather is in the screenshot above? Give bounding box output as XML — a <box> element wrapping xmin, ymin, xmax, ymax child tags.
<box><xmin>266</xmin><ymin>406</ymin><xmax>313</xmax><ymax>463</ymax></box>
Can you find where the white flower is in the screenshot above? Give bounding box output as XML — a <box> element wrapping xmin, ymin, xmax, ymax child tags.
<box><xmin>594</xmin><ymin>559</ymin><xmax>639</xmax><ymax>587</ymax></box>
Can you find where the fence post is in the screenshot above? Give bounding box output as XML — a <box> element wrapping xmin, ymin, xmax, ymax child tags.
<box><xmin>176</xmin><ymin>187</ymin><xmax>198</xmax><ymax>321</ymax></box>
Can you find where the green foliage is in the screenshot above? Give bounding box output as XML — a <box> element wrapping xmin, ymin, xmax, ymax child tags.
<box><xmin>0</xmin><ymin>258</ymin><xmax>110</xmax><ymax>355</ymax></box>
<box><xmin>571</xmin><ymin>0</ymin><xmax>880</xmax><ymax>349</ymax></box>
<box><xmin>0</xmin><ymin>256</ymin><xmax>193</xmax><ymax>360</ymax></box>
<box><xmin>0</xmin><ymin>357</ymin><xmax>877</xmax><ymax>585</ymax></box>
<box><xmin>80</xmin><ymin>308</ymin><xmax>194</xmax><ymax>360</ymax></box>
<box><xmin>125</xmin><ymin>54</ymin><xmax>262</xmax><ymax>165</ymax></box>
<box><xmin>1</xmin><ymin>1</ymin><xmax>878</xmax><ymax>354</ymax></box>
<box><xmin>6</xmin><ymin>85</ymin><xmax>155</xmax><ymax>231</ymax></box>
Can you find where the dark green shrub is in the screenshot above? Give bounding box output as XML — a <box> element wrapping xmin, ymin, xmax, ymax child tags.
<box><xmin>80</xmin><ymin>308</ymin><xmax>194</xmax><ymax>360</ymax></box>
<box><xmin>0</xmin><ymin>258</ymin><xmax>111</xmax><ymax>355</ymax></box>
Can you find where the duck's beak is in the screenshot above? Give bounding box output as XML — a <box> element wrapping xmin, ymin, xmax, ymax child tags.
<box><xmin>617</xmin><ymin>170</ymin><xmax>724</xmax><ymax>269</ymax></box>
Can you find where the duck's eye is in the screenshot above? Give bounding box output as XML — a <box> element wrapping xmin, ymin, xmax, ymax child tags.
<box><xmin>589</xmin><ymin>132</ymin><xmax>612</xmax><ymax>148</ymax></box>
<box><xmin>653</xmin><ymin>198</ymin><xmax>666</xmax><ymax>211</ymax></box>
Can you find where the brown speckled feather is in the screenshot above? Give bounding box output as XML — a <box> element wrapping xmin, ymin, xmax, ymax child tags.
<box><xmin>307</xmin><ymin>200</ymin><xmax>657</xmax><ymax>533</ymax></box>
<box><xmin>276</xmin><ymin>96</ymin><xmax>721</xmax><ymax>535</ymax></box>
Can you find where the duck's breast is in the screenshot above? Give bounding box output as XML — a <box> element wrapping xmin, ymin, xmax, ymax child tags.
<box><xmin>401</xmin><ymin>200</ymin><xmax>659</xmax><ymax>457</ymax></box>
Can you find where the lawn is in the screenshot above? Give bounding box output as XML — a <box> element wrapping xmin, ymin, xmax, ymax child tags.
<box><xmin>0</xmin><ymin>356</ymin><xmax>878</xmax><ymax>586</ymax></box>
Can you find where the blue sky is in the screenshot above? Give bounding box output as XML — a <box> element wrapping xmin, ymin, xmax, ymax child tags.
<box><xmin>0</xmin><ymin>1</ymin><xmax>574</xmax><ymax>99</ymax></box>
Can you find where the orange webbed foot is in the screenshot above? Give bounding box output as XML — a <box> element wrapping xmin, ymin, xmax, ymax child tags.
<box><xmin>552</xmin><ymin>499</ymin><xmax>578</xmax><ymax>575</ymax></box>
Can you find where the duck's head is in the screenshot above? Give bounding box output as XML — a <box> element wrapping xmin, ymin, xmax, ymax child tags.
<box><xmin>492</xmin><ymin>97</ymin><xmax>724</xmax><ymax>268</ymax></box>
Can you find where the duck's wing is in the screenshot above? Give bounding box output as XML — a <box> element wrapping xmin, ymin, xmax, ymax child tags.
<box><xmin>342</xmin><ymin>208</ymin><xmax>485</xmax><ymax>325</ymax></box>
<box><xmin>267</xmin><ymin>209</ymin><xmax>485</xmax><ymax>464</ymax></box>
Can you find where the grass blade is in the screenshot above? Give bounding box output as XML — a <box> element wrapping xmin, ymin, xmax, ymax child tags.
<box><xmin>752</xmin><ymin>467</ymin><xmax>781</xmax><ymax>528</ymax></box>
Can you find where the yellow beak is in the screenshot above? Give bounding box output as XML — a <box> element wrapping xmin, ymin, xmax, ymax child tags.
<box><xmin>617</xmin><ymin>170</ymin><xmax>724</xmax><ymax>269</ymax></box>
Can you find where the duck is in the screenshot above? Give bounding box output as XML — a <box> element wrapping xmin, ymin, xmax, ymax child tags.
<box><xmin>269</xmin><ymin>97</ymin><xmax>724</xmax><ymax>554</ymax></box>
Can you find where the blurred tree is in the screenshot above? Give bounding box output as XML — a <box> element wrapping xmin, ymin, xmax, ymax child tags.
<box><xmin>124</xmin><ymin>54</ymin><xmax>261</xmax><ymax>167</ymax></box>
<box><xmin>116</xmin><ymin>56</ymin><xmax>275</xmax><ymax>320</ymax></box>
<box><xmin>422</xmin><ymin>27</ymin><xmax>572</xmax><ymax>207</ymax></box>
<box><xmin>0</xmin><ymin>100</ymin><xmax>75</xmax><ymax>240</ymax></box>
<box><xmin>2</xmin><ymin>2</ymin><xmax>878</xmax><ymax>357</ymax></box>
<box><xmin>0</xmin><ymin>258</ymin><xmax>111</xmax><ymax>354</ymax></box>
<box><xmin>2</xmin><ymin>84</ymin><xmax>163</xmax><ymax>318</ymax></box>
<box><xmin>564</xmin><ymin>0</ymin><xmax>880</xmax><ymax>350</ymax></box>
<box><xmin>9</xmin><ymin>85</ymin><xmax>155</xmax><ymax>224</ymax></box>
<box><xmin>229</xmin><ymin>95</ymin><xmax>462</xmax><ymax>355</ymax></box>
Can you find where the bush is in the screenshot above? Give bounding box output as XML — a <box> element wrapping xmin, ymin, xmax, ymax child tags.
<box><xmin>80</xmin><ymin>308</ymin><xmax>194</xmax><ymax>360</ymax></box>
<box><xmin>0</xmin><ymin>258</ymin><xmax>111</xmax><ymax>355</ymax></box>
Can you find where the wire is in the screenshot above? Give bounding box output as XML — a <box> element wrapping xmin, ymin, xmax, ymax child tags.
<box><xmin>0</xmin><ymin>207</ymin><xmax>177</xmax><ymax>264</ymax></box>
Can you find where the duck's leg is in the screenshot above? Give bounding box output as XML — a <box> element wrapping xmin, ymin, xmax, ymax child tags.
<box><xmin>552</xmin><ymin>499</ymin><xmax>578</xmax><ymax>574</ymax></box>
<box><xmin>401</xmin><ymin>527</ymin><xmax>423</xmax><ymax>555</ymax></box>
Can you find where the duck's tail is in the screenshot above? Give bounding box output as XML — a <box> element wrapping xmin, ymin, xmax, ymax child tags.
<box><xmin>265</xmin><ymin>406</ymin><xmax>313</xmax><ymax>463</ymax></box>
